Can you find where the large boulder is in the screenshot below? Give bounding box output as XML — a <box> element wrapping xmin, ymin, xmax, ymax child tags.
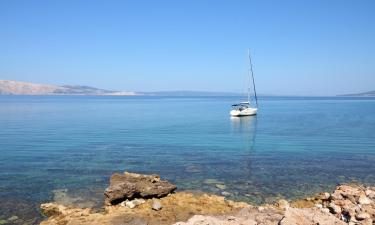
<box><xmin>104</xmin><ymin>172</ymin><xmax>176</xmax><ymax>205</ymax></box>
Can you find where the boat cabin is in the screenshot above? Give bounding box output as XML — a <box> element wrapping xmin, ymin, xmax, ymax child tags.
<box><xmin>231</xmin><ymin>102</ymin><xmax>251</xmax><ymax>111</ymax></box>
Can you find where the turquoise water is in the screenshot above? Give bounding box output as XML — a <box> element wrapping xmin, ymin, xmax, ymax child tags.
<box><xmin>0</xmin><ymin>96</ymin><xmax>375</xmax><ymax>224</ymax></box>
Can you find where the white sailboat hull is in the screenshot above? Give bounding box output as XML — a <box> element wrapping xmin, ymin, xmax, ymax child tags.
<box><xmin>230</xmin><ymin>107</ymin><xmax>258</xmax><ymax>117</ymax></box>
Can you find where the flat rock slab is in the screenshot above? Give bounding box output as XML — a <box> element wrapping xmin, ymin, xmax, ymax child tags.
<box><xmin>104</xmin><ymin>172</ymin><xmax>176</xmax><ymax>205</ymax></box>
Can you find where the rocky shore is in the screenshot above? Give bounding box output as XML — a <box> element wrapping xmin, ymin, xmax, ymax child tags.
<box><xmin>40</xmin><ymin>172</ymin><xmax>375</xmax><ymax>225</ymax></box>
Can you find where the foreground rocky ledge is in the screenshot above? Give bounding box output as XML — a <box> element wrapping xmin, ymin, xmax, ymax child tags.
<box><xmin>40</xmin><ymin>172</ymin><xmax>375</xmax><ymax>225</ymax></box>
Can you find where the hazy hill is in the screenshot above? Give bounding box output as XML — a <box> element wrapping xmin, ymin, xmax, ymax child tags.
<box><xmin>0</xmin><ymin>80</ymin><xmax>136</xmax><ymax>95</ymax></box>
<box><xmin>339</xmin><ymin>90</ymin><xmax>375</xmax><ymax>97</ymax></box>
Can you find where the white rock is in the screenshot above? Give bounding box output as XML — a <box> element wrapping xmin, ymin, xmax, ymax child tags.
<box><xmin>221</xmin><ymin>191</ymin><xmax>231</xmax><ymax>196</ymax></box>
<box><xmin>215</xmin><ymin>184</ymin><xmax>227</xmax><ymax>190</ymax></box>
<box><xmin>321</xmin><ymin>208</ymin><xmax>330</xmax><ymax>214</ymax></box>
<box><xmin>125</xmin><ymin>200</ymin><xmax>136</xmax><ymax>209</ymax></box>
<box><xmin>276</xmin><ymin>199</ymin><xmax>289</xmax><ymax>210</ymax></box>
<box><xmin>152</xmin><ymin>199</ymin><xmax>162</xmax><ymax>211</ymax></box>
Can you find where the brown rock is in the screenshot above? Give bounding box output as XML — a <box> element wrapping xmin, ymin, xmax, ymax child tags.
<box><xmin>358</xmin><ymin>194</ymin><xmax>372</xmax><ymax>205</ymax></box>
<box><xmin>104</xmin><ymin>172</ymin><xmax>176</xmax><ymax>205</ymax></box>
<box><xmin>328</xmin><ymin>202</ymin><xmax>342</xmax><ymax>214</ymax></box>
<box><xmin>355</xmin><ymin>212</ymin><xmax>370</xmax><ymax>220</ymax></box>
<box><xmin>279</xmin><ymin>207</ymin><xmax>346</xmax><ymax>225</ymax></box>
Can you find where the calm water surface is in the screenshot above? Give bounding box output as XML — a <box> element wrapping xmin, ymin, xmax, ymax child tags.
<box><xmin>0</xmin><ymin>96</ymin><xmax>375</xmax><ymax>223</ymax></box>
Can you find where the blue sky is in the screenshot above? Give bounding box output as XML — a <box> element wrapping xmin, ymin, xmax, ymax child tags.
<box><xmin>0</xmin><ymin>0</ymin><xmax>374</xmax><ymax>95</ymax></box>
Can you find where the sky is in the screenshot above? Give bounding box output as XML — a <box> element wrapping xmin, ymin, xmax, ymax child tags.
<box><xmin>0</xmin><ymin>0</ymin><xmax>374</xmax><ymax>96</ymax></box>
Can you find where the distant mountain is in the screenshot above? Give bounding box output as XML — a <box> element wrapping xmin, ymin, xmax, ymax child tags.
<box><xmin>339</xmin><ymin>90</ymin><xmax>375</xmax><ymax>97</ymax></box>
<box><xmin>0</xmin><ymin>80</ymin><xmax>136</xmax><ymax>95</ymax></box>
<box><xmin>0</xmin><ymin>80</ymin><xmax>248</xmax><ymax>97</ymax></box>
<box><xmin>141</xmin><ymin>91</ymin><xmax>242</xmax><ymax>96</ymax></box>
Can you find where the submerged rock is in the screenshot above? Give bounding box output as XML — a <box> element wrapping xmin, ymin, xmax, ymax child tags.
<box><xmin>104</xmin><ymin>172</ymin><xmax>176</xmax><ymax>205</ymax></box>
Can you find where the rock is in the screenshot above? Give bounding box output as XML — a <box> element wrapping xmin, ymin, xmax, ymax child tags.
<box><xmin>227</xmin><ymin>216</ymin><xmax>236</xmax><ymax>221</ymax></box>
<box><xmin>7</xmin><ymin>216</ymin><xmax>18</xmax><ymax>221</ymax></box>
<box><xmin>120</xmin><ymin>198</ymin><xmax>146</xmax><ymax>209</ymax></box>
<box><xmin>328</xmin><ymin>202</ymin><xmax>342</xmax><ymax>214</ymax></box>
<box><xmin>321</xmin><ymin>208</ymin><xmax>330</xmax><ymax>214</ymax></box>
<box><xmin>104</xmin><ymin>172</ymin><xmax>176</xmax><ymax>205</ymax></box>
<box><xmin>221</xmin><ymin>191</ymin><xmax>231</xmax><ymax>196</ymax></box>
<box><xmin>215</xmin><ymin>184</ymin><xmax>227</xmax><ymax>190</ymax></box>
<box><xmin>276</xmin><ymin>199</ymin><xmax>289</xmax><ymax>210</ymax></box>
<box><xmin>358</xmin><ymin>194</ymin><xmax>372</xmax><ymax>205</ymax></box>
<box><xmin>365</xmin><ymin>189</ymin><xmax>375</xmax><ymax>199</ymax></box>
<box><xmin>362</xmin><ymin>218</ymin><xmax>373</xmax><ymax>225</ymax></box>
<box><xmin>355</xmin><ymin>212</ymin><xmax>370</xmax><ymax>220</ymax></box>
<box><xmin>317</xmin><ymin>192</ymin><xmax>330</xmax><ymax>200</ymax></box>
<box><xmin>151</xmin><ymin>199</ymin><xmax>162</xmax><ymax>211</ymax></box>
<box><xmin>202</xmin><ymin>179</ymin><xmax>222</xmax><ymax>185</ymax></box>
<box><xmin>279</xmin><ymin>207</ymin><xmax>346</xmax><ymax>225</ymax></box>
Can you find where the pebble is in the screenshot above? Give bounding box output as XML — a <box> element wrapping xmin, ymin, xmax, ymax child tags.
<box><xmin>125</xmin><ymin>201</ymin><xmax>136</xmax><ymax>209</ymax></box>
<box><xmin>215</xmin><ymin>184</ymin><xmax>227</xmax><ymax>190</ymax></box>
<box><xmin>221</xmin><ymin>191</ymin><xmax>231</xmax><ymax>197</ymax></box>
<box><xmin>227</xmin><ymin>216</ymin><xmax>236</xmax><ymax>221</ymax></box>
<box><xmin>8</xmin><ymin>216</ymin><xmax>18</xmax><ymax>221</ymax></box>
<box><xmin>321</xmin><ymin>208</ymin><xmax>330</xmax><ymax>214</ymax></box>
<box><xmin>152</xmin><ymin>199</ymin><xmax>162</xmax><ymax>211</ymax></box>
<box><xmin>121</xmin><ymin>199</ymin><xmax>145</xmax><ymax>209</ymax></box>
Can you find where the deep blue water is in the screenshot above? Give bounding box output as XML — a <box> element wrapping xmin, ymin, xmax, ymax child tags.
<box><xmin>0</xmin><ymin>96</ymin><xmax>375</xmax><ymax>223</ymax></box>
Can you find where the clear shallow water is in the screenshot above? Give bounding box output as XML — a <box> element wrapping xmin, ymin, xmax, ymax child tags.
<box><xmin>0</xmin><ymin>96</ymin><xmax>375</xmax><ymax>223</ymax></box>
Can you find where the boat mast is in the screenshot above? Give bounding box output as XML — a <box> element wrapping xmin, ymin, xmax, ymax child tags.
<box><xmin>248</xmin><ymin>49</ymin><xmax>258</xmax><ymax>108</ymax></box>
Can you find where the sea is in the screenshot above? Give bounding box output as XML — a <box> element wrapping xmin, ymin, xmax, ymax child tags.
<box><xmin>0</xmin><ymin>95</ymin><xmax>375</xmax><ymax>224</ymax></box>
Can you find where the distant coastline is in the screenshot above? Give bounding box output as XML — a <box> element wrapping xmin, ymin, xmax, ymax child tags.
<box><xmin>0</xmin><ymin>80</ymin><xmax>136</xmax><ymax>96</ymax></box>
<box><xmin>338</xmin><ymin>90</ymin><xmax>375</xmax><ymax>97</ymax></box>
<box><xmin>0</xmin><ymin>80</ymin><xmax>243</xmax><ymax>97</ymax></box>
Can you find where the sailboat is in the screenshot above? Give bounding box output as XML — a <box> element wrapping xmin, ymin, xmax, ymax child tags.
<box><xmin>230</xmin><ymin>49</ymin><xmax>258</xmax><ymax>117</ymax></box>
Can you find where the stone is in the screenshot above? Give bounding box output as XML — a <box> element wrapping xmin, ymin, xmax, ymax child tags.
<box><xmin>317</xmin><ymin>192</ymin><xmax>330</xmax><ymax>200</ymax></box>
<box><xmin>227</xmin><ymin>216</ymin><xmax>236</xmax><ymax>220</ymax></box>
<box><xmin>321</xmin><ymin>208</ymin><xmax>330</xmax><ymax>213</ymax></box>
<box><xmin>355</xmin><ymin>212</ymin><xmax>370</xmax><ymax>220</ymax></box>
<box><xmin>279</xmin><ymin>207</ymin><xmax>346</xmax><ymax>225</ymax></box>
<box><xmin>365</xmin><ymin>189</ymin><xmax>375</xmax><ymax>198</ymax></box>
<box><xmin>7</xmin><ymin>216</ymin><xmax>18</xmax><ymax>221</ymax></box>
<box><xmin>328</xmin><ymin>202</ymin><xmax>342</xmax><ymax>214</ymax></box>
<box><xmin>104</xmin><ymin>172</ymin><xmax>176</xmax><ymax>205</ymax></box>
<box><xmin>202</xmin><ymin>179</ymin><xmax>222</xmax><ymax>185</ymax></box>
<box><xmin>221</xmin><ymin>191</ymin><xmax>231</xmax><ymax>196</ymax></box>
<box><xmin>362</xmin><ymin>218</ymin><xmax>373</xmax><ymax>225</ymax></box>
<box><xmin>152</xmin><ymin>199</ymin><xmax>162</xmax><ymax>211</ymax></box>
<box><xmin>215</xmin><ymin>184</ymin><xmax>227</xmax><ymax>190</ymax></box>
<box><xmin>121</xmin><ymin>198</ymin><xmax>145</xmax><ymax>209</ymax></box>
<box><xmin>276</xmin><ymin>199</ymin><xmax>289</xmax><ymax>210</ymax></box>
<box><xmin>126</xmin><ymin>200</ymin><xmax>136</xmax><ymax>209</ymax></box>
<box><xmin>358</xmin><ymin>194</ymin><xmax>372</xmax><ymax>205</ymax></box>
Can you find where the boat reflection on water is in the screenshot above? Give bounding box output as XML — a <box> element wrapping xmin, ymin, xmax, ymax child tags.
<box><xmin>230</xmin><ymin>116</ymin><xmax>258</xmax><ymax>135</ymax></box>
<box><xmin>230</xmin><ymin>116</ymin><xmax>258</xmax><ymax>179</ymax></box>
